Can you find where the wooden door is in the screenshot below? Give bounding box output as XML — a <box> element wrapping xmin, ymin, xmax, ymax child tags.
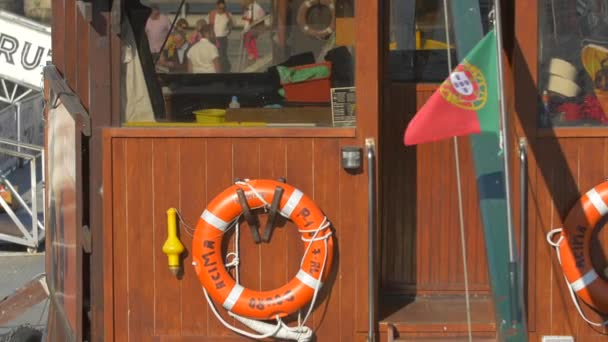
<box><xmin>380</xmin><ymin>3</ymin><xmax>491</xmax><ymax>297</ymax></box>
<box><xmin>44</xmin><ymin>84</ymin><xmax>85</xmax><ymax>342</ymax></box>
<box><xmin>101</xmin><ymin>1</ymin><xmax>380</xmax><ymax>342</ymax></box>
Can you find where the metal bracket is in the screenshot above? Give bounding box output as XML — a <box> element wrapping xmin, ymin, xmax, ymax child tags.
<box><xmin>43</xmin><ymin>64</ymin><xmax>91</xmax><ymax>136</ymax></box>
<box><xmin>76</xmin><ymin>0</ymin><xmax>93</xmax><ymax>22</ymax></box>
<box><xmin>82</xmin><ymin>225</ymin><xmax>92</xmax><ymax>254</ymax></box>
<box><xmin>262</xmin><ymin>186</ymin><xmax>284</xmax><ymax>242</ymax></box>
<box><xmin>236</xmin><ymin>188</ymin><xmax>261</xmax><ymax>243</ymax></box>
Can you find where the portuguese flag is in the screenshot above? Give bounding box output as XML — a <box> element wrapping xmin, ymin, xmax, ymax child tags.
<box><xmin>404</xmin><ymin>30</ymin><xmax>499</xmax><ymax>146</ymax></box>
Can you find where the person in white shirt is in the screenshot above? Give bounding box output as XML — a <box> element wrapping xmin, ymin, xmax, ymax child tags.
<box><xmin>242</xmin><ymin>0</ymin><xmax>265</xmax><ymax>61</ymax></box>
<box><xmin>187</xmin><ymin>24</ymin><xmax>221</xmax><ymax>73</ymax></box>
<box><xmin>209</xmin><ymin>0</ymin><xmax>233</xmax><ymax>71</ymax></box>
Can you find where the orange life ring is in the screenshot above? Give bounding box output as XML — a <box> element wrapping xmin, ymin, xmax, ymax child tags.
<box><xmin>296</xmin><ymin>0</ymin><xmax>335</xmax><ymax>39</ymax></box>
<box><xmin>556</xmin><ymin>181</ymin><xmax>608</xmax><ymax>313</ymax></box>
<box><xmin>192</xmin><ymin>179</ymin><xmax>334</xmax><ymax>320</ymax></box>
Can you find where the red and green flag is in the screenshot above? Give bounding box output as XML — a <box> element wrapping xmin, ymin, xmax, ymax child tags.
<box><xmin>404</xmin><ymin>30</ymin><xmax>499</xmax><ymax>146</ymax></box>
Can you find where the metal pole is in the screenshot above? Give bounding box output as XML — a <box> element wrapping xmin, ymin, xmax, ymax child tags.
<box><xmin>519</xmin><ymin>138</ymin><xmax>528</xmax><ymax>322</ymax></box>
<box><xmin>494</xmin><ymin>0</ymin><xmax>521</xmax><ymax>326</ymax></box>
<box><xmin>41</xmin><ymin>149</ymin><xmax>46</xmax><ymax>231</ymax></box>
<box><xmin>366</xmin><ymin>138</ymin><xmax>376</xmax><ymax>342</ymax></box>
<box><xmin>31</xmin><ymin>157</ymin><xmax>37</xmax><ymax>248</ymax></box>
<box><xmin>16</xmin><ymin>102</ymin><xmax>21</xmax><ymax>155</ymax></box>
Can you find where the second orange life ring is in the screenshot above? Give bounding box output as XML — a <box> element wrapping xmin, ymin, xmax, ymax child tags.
<box><xmin>192</xmin><ymin>179</ymin><xmax>334</xmax><ymax>320</ymax></box>
<box><xmin>296</xmin><ymin>0</ymin><xmax>336</xmax><ymax>39</ymax></box>
<box><xmin>554</xmin><ymin>181</ymin><xmax>608</xmax><ymax>314</ymax></box>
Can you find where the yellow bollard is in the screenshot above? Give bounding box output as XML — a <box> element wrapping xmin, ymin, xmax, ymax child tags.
<box><xmin>163</xmin><ymin>208</ymin><xmax>185</xmax><ymax>276</ymax></box>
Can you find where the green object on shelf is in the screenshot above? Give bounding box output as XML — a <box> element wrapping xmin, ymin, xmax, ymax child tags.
<box><xmin>276</xmin><ymin>64</ymin><xmax>330</xmax><ymax>84</ymax></box>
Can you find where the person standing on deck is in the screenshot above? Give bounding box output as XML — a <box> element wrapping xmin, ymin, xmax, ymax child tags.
<box><xmin>209</xmin><ymin>0</ymin><xmax>233</xmax><ymax>72</ymax></box>
<box><xmin>145</xmin><ymin>4</ymin><xmax>172</xmax><ymax>60</ymax></box>
<box><xmin>187</xmin><ymin>24</ymin><xmax>221</xmax><ymax>73</ymax></box>
<box><xmin>188</xmin><ymin>19</ymin><xmax>208</xmax><ymax>45</ymax></box>
<box><xmin>242</xmin><ymin>0</ymin><xmax>265</xmax><ymax>62</ymax></box>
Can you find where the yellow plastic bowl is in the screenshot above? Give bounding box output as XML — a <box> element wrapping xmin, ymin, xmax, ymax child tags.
<box><xmin>193</xmin><ymin>109</ymin><xmax>226</xmax><ymax>123</ymax></box>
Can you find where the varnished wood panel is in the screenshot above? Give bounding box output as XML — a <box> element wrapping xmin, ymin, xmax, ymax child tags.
<box><xmin>64</xmin><ymin>0</ymin><xmax>77</xmax><ymax>87</ymax></box>
<box><xmin>105</xmin><ymin>136</ymin><xmax>370</xmax><ymax>341</ymax></box>
<box><xmin>51</xmin><ymin>0</ymin><xmax>65</xmax><ymax>73</ymax></box>
<box><xmin>381</xmin><ymin>84</ymin><xmax>490</xmax><ymax>295</ymax></box>
<box><xmin>513</xmin><ymin>1</ymin><xmax>608</xmax><ymax>339</ymax></box>
<box><xmin>528</xmin><ymin>138</ymin><xmax>608</xmax><ymax>338</ymax></box>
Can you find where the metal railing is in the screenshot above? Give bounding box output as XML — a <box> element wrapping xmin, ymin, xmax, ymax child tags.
<box><xmin>366</xmin><ymin>138</ymin><xmax>376</xmax><ymax>342</ymax></box>
<box><xmin>518</xmin><ymin>138</ymin><xmax>528</xmax><ymax>322</ymax></box>
<box><xmin>0</xmin><ymin>137</ymin><xmax>45</xmax><ymax>251</ymax></box>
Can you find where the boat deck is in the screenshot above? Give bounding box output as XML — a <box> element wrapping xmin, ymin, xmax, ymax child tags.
<box><xmin>380</xmin><ymin>295</ymin><xmax>496</xmax><ymax>341</ymax></box>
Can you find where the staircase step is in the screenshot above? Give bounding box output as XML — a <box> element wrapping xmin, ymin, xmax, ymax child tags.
<box><xmin>391</xmin><ymin>337</ymin><xmax>495</xmax><ymax>342</ymax></box>
<box><xmin>380</xmin><ymin>295</ymin><xmax>496</xmax><ymax>342</ymax></box>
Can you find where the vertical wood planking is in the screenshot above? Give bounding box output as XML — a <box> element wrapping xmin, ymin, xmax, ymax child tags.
<box><xmin>106</xmin><ymin>134</ymin><xmax>372</xmax><ymax>340</ymax></box>
<box><xmin>337</xmin><ymin>139</ymin><xmax>361</xmax><ymax>341</ymax></box>
<box><xmin>382</xmin><ymin>84</ymin><xmax>490</xmax><ymax>294</ymax></box>
<box><xmin>51</xmin><ymin>0</ymin><xmax>66</xmax><ymax>72</ymax></box>
<box><xmin>311</xmin><ymin>139</ymin><xmax>342</xmax><ymax>340</ymax></box>
<box><xmin>153</xmin><ymin>139</ymin><xmax>182</xmax><ymax>336</ymax></box>
<box><xmin>380</xmin><ymin>84</ymin><xmax>418</xmax><ymax>289</ymax></box>
<box><xmin>285</xmin><ymin>139</ymin><xmax>315</xmax><ymax>326</ymax></box>
<box><xmin>179</xmin><ymin>138</ymin><xmax>208</xmax><ymax>335</ymax></box>
<box><xmin>258</xmin><ymin>139</ymin><xmax>290</xmax><ymax>292</ymax></box>
<box><xmin>577</xmin><ymin>138</ymin><xmax>607</xmax><ymax>335</ymax></box>
<box><xmin>90</xmin><ymin>2</ymin><xmax>114</xmax><ymax>340</ymax></box>
<box><xmin>204</xmin><ymin>138</ymin><xmax>235</xmax><ymax>337</ymax></box>
<box><xmin>550</xmin><ymin>140</ymin><xmax>578</xmax><ymax>336</ymax></box>
<box><xmin>285</xmin><ymin>140</ymin><xmax>314</xmax><ymax>276</ymax></box>
<box><xmin>64</xmin><ymin>0</ymin><xmax>77</xmax><ymax>87</ymax></box>
<box><xmin>230</xmin><ymin>139</ymin><xmax>263</xmax><ymax>334</ymax></box>
<box><xmin>232</xmin><ymin>139</ymin><xmax>262</xmax><ymax>293</ymax></box>
<box><xmin>125</xmin><ymin>139</ymin><xmax>155</xmax><ymax>341</ymax></box>
<box><xmin>75</xmin><ymin>8</ymin><xmax>90</xmax><ymax>107</ymax></box>
<box><xmin>532</xmin><ymin>139</ymin><xmax>554</xmax><ymax>336</ymax></box>
<box><xmin>112</xmin><ymin>139</ymin><xmax>128</xmax><ymax>342</ymax></box>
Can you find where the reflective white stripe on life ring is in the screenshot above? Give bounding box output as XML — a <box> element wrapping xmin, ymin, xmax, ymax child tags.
<box><xmin>296</xmin><ymin>269</ymin><xmax>323</xmax><ymax>289</ymax></box>
<box><xmin>281</xmin><ymin>189</ymin><xmax>303</xmax><ymax>217</ymax></box>
<box><xmin>222</xmin><ymin>284</ymin><xmax>245</xmax><ymax>311</ymax></box>
<box><xmin>570</xmin><ymin>269</ymin><xmax>599</xmax><ymax>292</ymax></box>
<box><xmin>202</xmin><ymin>210</ymin><xmax>229</xmax><ymax>232</ymax></box>
<box><xmin>586</xmin><ymin>188</ymin><xmax>608</xmax><ymax>216</ymax></box>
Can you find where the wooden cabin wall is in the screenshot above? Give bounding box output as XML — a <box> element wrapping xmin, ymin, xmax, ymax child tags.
<box><xmin>513</xmin><ymin>1</ymin><xmax>608</xmax><ymax>340</ymax></box>
<box><xmin>380</xmin><ymin>84</ymin><xmax>490</xmax><ymax>295</ymax></box>
<box><xmin>49</xmin><ymin>0</ymin><xmax>117</xmax><ymax>340</ymax></box>
<box><xmin>101</xmin><ymin>131</ymin><xmax>373</xmax><ymax>342</ymax></box>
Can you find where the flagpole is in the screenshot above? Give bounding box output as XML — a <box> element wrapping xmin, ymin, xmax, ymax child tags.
<box><xmin>493</xmin><ymin>0</ymin><xmax>522</xmax><ymax>326</ymax></box>
<box><xmin>442</xmin><ymin>1</ymin><xmax>473</xmax><ymax>341</ymax></box>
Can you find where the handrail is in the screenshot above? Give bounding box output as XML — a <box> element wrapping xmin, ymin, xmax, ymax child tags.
<box><xmin>0</xmin><ymin>137</ymin><xmax>44</xmax><ymax>152</ymax></box>
<box><xmin>518</xmin><ymin>138</ymin><xmax>528</xmax><ymax>323</ymax></box>
<box><xmin>366</xmin><ymin>138</ymin><xmax>376</xmax><ymax>342</ymax></box>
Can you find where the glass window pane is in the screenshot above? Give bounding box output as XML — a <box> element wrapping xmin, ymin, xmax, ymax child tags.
<box><xmin>121</xmin><ymin>0</ymin><xmax>356</xmax><ymax>128</ymax></box>
<box><xmin>539</xmin><ymin>0</ymin><xmax>608</xmax><ymax>127</ymax></box>
<box><xmin>387</xmin><ymin>0</ymin><xmax>492</xmax><ymax>83</ymax></box>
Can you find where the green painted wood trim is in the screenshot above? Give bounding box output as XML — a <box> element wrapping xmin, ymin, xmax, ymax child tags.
<box><xmin>450</xmin><ymin>2</ymin><xmax>527</xmax><ymax>341</ymax></box>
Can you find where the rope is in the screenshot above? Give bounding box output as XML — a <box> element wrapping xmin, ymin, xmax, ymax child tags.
<box><xmin>546</xmin><ymin>228</ymin><xmax>608</xmax><ymax>327</ymax></box>
<box><xmin>443</xmin><ymin>1</ymin><xmax>473</xmax><ymax>341</ymax></box>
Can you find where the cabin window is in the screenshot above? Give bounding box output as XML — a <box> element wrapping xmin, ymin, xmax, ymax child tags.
<box><xmin>538</xmin><ymin>0</ymin><xmax>608</xmax><ymax>127</ymax></box>
<box><xmin>388</xmin><ymin>0</ymin><xmax>492</xmax><ymax>83</ymax></box>
<box><xmin>120</xmin><ymin>0</ymin><xmax>356</xmax><ymax>128</ymax></box>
